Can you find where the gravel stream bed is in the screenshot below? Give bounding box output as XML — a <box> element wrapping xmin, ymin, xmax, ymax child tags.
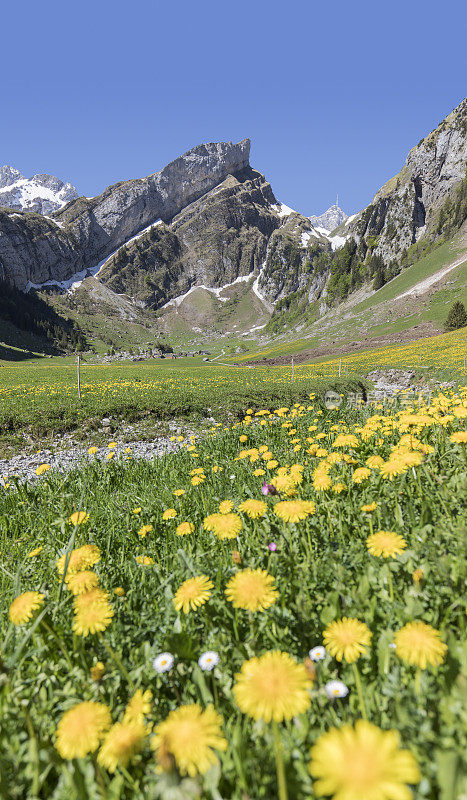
<box><xmin>0</xmin><ymin>437</ymin><xmax>182</xmax><ymax>485</ymax></box>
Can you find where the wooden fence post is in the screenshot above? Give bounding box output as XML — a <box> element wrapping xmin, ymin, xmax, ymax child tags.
<box><xmin>77</xmin><ymin>354</ymin><xmax>81</xmax><ymax>400</ymax></box>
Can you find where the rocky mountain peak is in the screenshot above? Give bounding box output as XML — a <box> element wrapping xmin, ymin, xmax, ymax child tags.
<box><xmin>0</xmin><ymin>165</ymin><xmax>25</xmax><ymax>189</ymax></box>
<box><xmin>0</xmin><ymin>166</ymin><xmax>79</xmax><ymax>215</ymax></box>
<box><xmin>309</xmin><ymin>204</ymin><xmax>348</xmax><ymax>232</ymax></box>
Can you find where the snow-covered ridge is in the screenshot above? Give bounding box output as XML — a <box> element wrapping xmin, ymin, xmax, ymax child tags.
<box><xmin>0</xmin><ymin>165</ymin><xmax>78</xmax><ymax>215</ymax></box>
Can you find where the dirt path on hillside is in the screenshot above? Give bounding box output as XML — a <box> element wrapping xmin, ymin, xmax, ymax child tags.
<box><xmin>394</xmin><ymin>253</ymin><xmax>467</xmax><ymax>301</ymax></box>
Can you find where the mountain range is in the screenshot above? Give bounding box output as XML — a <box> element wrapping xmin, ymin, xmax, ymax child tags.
<box><xmin>0</xmin><ymin>98</ymin><xmax>465</xmax><ymax>354</ymax></box>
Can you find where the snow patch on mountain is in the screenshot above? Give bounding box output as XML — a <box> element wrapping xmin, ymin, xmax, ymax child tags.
<box><xmin>274</xmin><ymin>202</ymin><xmax>297</xmax><ymax>218</ymax></box>
<box><xmin>162</xmin><ymin>272</ymin><xmax>254</xmax><ymax>309</ymax></box>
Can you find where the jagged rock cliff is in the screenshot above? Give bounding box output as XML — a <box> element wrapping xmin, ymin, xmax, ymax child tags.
<box><xmin>0</xmin><ymin>139</ymin><xmax>327</xmax><ymax>315</ymax></box>
<box><xmin>0</xmin><ymin>166</ymin><xmax>78</xmax><ymax>215</ymax></box>
<box><xmin>344</xmin><ymin>98</ymin><xmax>467</xmax><ymax>262</ymax></box>
<box><xmin>97</xmin><ymin>167</ymin><xmax>323</xmax><ymax>309</ymax></box>
<box><xmin>0</xmin><ymin>140</ymin><xmax>252</xmax><ymax>290</ymax></box>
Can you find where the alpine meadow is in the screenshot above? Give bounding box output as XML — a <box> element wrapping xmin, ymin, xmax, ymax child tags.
<box><xmin>1</xmin><ymin>3</ymin><xmax>466</xmax><ymax>799</ymax></box>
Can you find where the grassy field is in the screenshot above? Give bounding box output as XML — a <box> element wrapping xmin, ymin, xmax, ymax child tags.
<box><xmin>0</xmin><ymin>387</ymin><xmax>465</xmax><ymax>799</ymax></box>
<box><xmin>233</xmin><ymin>327</ymin><xmax>467</xmax><ymax>372</ymax></box>
<box><xmin>0</xmin><ymin>329</ymin><xmax>465</xmax><ymax>447</ymax></box>
<box><xmin>0</xmin><ymin>355</ymin><xmax>364</xmax><ymax>443</ymax></box>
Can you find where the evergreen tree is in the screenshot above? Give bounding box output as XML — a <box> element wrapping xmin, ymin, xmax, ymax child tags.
<box><xmin>444</xmin><ymin>301</ymin><xmax>467</xmax><ymax>331</ymax></box>
<box><xmin>373</xmin><ymin>265</ymin><xmax>386</xmax><ymax>290</ymax></box>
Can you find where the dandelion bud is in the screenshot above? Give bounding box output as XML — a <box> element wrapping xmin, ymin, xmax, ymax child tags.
<box><xmin>90</xmin><ymin>661</ymin><xmax>105</xmax><ymax>681</ymax></box>
<box><xmin>412</xmin><ymin>568</ymin><xmax>424</xmax><ymax>584</ymax></box>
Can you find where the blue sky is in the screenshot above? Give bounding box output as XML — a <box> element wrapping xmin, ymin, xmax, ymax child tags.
<box><xmin>2</xmin><ymin>0</ymin><xmax>466</xmax><ymax>215</ymax></box>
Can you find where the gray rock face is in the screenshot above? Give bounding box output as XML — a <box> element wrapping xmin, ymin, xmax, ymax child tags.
<box><xmin>0</xmin><ymin>140</ymin><xmax>251</xmax><ymax>290</ymax></box>
<box><xmin>345</xmin><ymin>98</ymin><xmax>467</xmax><ymax>263</ymax></box>
<box><xmin>0</xmin><ymin>166</ymin><xmax>79</xmax><ymax>216</ymax></box>
<box><xmin>309</xmin><ymin>204</ymin><xmax>348</xmax><ymax>232</ymax></box>
<box><xmin>97</xmin><ymin>167</ymin><xmax>281</xmax><ymax>308</ymax></box>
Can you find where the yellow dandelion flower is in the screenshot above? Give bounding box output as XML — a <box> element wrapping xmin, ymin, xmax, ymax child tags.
<box><xmin>57</xmin><ymin>544</ymin><xmax>101</xmax><ymax>578</ymax></box>
<box><xmin>266</xmin><ymin>459</ymin><xmax>279</xmax><ymax>469</ymax></box>
<box><xmin>176</xmin><ymin>521</ymin><xmax>194</xmax><ymax>537</ymax></box>
<box><xmin>396</xmin><ymin>451</ymin><xmax>424</xmax><ymax>468</ymax></box>
<box><xmin>162</xmin><ymin>508</ymin><xmax>177</xmax><ymax>520</ymax></box>
<box><xmin>66</xmin><ymin>570</ymin><xmax>100</xmax><ymax>595</ymax></box>
<box><xmin>254</xmin><ymin>468</ymin><xmax>266</xmax><ymax>476</ymax></box>
<box><xmin>219</xmin><ymin>500</ymin><xmax>234</xmax><ymax>514</ymax></box>
<box><xmin>150</xmin><ymin>704</ymin><xmax>227</xmax><ymax>777</ymax></box>
<box><xmin>270</xmin><ymin>474</ymin><xmax>297</xmax><ymax>496</ymax></box>
<box><xmin>323</xmin><ymin>617</ymin><xmax>372</xmax><ymax>663</ymax></box>
<box><xmin>234</xmin><ymin>651</ymin><xmax>311</xmax><ymax>722</ymax></box>
<box><xmin>35</xmin><ymin>464</ymin><xmax>51</xmax><ymax>476</ymax></box>
<box><xmin>132</xmin><ymin>507</ymin><xmax>142</xmax><ymax>514</ymax></box>
<box><xmin>225</xmin><ymin>568</ymin><xmax>278</xmax><ymax>612</ymax></box>
<box><xmin>238</xmin><ymin>499</ymin><xmax>267</xmax><ymax>519</ymax></box>
<box><xmin>136</xmin><ymin>555</ymin><xmax>154</xmax><ymax>565</ymax></box>
<box><xmin>366</xmin><ymin>531</ymin><xmax>407</xmax><ymax>558</ymax></box>
<box><xmin>450</xmin><ymin>431</ymin><xmax>467</xmax><ymax>443</ymax></box>
<box><xmin>274</xmin><ymin>499</ymin><xmax>315</xmax><ymax>523</ymax></box>
<box><xmin>203</xmin><ymin>512</ymin><xmax>242</xmax><ymax>540</ymax></box>
<box><xmin>379</xmin><ymin>460</ymin><xmax>407</xmax><ymax>479</ymax></box>
<box><xmin>69</xmin><ymin>511</ymin><xmax>90</xmax><ymax>526</ymax></box>
<box><xmin>123</xmin><ymin>689</ymin><xmax>152</xmax><ymax>724</ymax></box>
<box><xmin>173</xmin><ymin>489</ymin><xmax>186</xmax><ymax>497</ymax></box>
<box><xmin>394</xmin><ymin>621</ymin><xmax>447</xmax><ymax>669</ymax></box>
<box><xmin>333</xmin><ymin>434</ymin><xmax>359</xmax><ymax>448</ymax></box>
<box><xmin>333</xmin><ymin>482</ymin><xmax>346</xmax><ymax>494</ymax></box>
<box><xmin>365</xmin><ymin>455</ymin><xmax>385</xmax><ymax>468</ymax></box>
<box><xmin>191</xmin><ymin>475</ymin><xmax>204</xmax><ymax>486</ymax></box>
<box><xmin>309</xmin><ymin>719</ymin><xmax>420</xmax><ymax>800</ymax></box>
<box><xmin>173</xmin><ymin>575</ymin><xmax>213</xmax><ymax>614</ymax></box>
<box><xmin>9</xmin><ymin>591</ymin><xmax>45</xmax><ymax>625</ymax></box>
<box><xmin>361</xmin><ymin>502</ymin><xmax>378</xmax><ymax>513</ymax></box>
<box><xmin>72</xmin><ymin>589</ymin><xmax>114</xmax><ymax>636</ymax></box>
<box><xmin>352</xmin><ymin>467</ymin><xmax>372</xmax><ymax>484</ymax></box>
<box><xmin>138</xmin><ymin>524</ymin><xmax>153</xmax><ymax>538</ymax></box>
<box><xmin>98</xmin><ymin>721</ymin><xmax>146</xmax><ymax>773</ymax></box>
<box><xmin>114</xmin><ymin>586</ymin><xmax>126</xmax><ymax>596</ymax></box>
<box><xmin>88</xmin><ymin>447</ymin><xmax>98</xmax><ymax>455</ymax></box>
<box><xmin>313</xmin><ymin>472</ymin><xmax>332</xmax><ymax>491</ymax></box>
<box><xmin>55</xmin><ymin>701</ymin><xmax>111</xmax><ymax>760</ymax></box>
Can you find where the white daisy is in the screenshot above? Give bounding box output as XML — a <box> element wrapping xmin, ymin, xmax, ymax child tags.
<box><xmin>153</xmin><ymin>652</ymin><xmax>174</xmax><ymax>673</ymax></box>
<box><xmin>324</xmin><ymin>680</ymin><xmax>349</xmax><ymax>699</ymax></box>
<box><xmin>309</xmin><ymin>645</ymin><xmax>326</xmax><ymax>661</ymax></box>
<box><xmin>198</xmin><ymin>651</ymin><xmax>220</xmax><ymax>671</ymax></box>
